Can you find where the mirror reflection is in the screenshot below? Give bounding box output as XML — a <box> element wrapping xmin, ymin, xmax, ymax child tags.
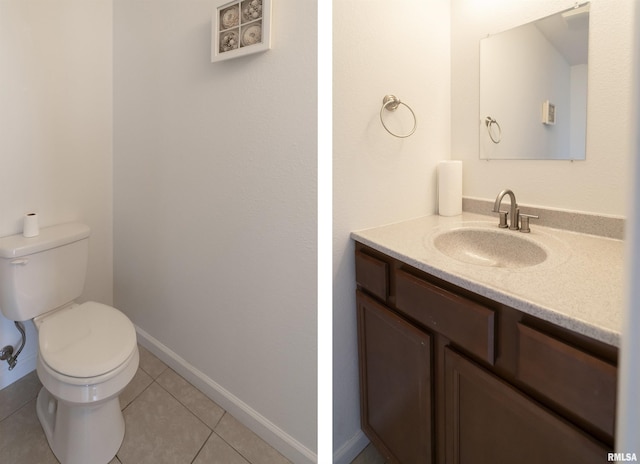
<box><xmin>479</xmin><ymin>3</ymin><xmax>589</xmax><ymax>160</ymax></box>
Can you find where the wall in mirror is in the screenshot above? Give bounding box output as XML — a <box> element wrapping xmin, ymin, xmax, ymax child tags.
<box><xmin>479</xmin><ymin>3</ymin><xmax>589</xmax><ymax>160</ymax></box>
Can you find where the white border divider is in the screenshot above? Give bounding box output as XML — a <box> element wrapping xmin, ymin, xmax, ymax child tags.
<box><xmin>616</xmin><ymin>1</ymin><xmax>640</xmax><ymax>456</ymax></box>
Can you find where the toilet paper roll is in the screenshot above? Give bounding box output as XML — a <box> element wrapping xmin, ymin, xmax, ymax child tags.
<box><xmin>438</xmin><ymin>161</ymin><xmax>462</xmax><ymax>216</ymax></box>
<box><xmin>23</xmin><ymin>213</ymin><xmax>39</xmax><ymax>238</ymax></box>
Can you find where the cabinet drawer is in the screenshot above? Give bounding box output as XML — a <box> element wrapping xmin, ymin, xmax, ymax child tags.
<box><xmin>516</xmin><ymin>324</ymin><xmax>616</xmax><ymax>440</ymax></box>
<box><xmin>396</xmin><ymin>269</ymin><xmax>495</xmax><ymax>364</ymax></box>
<box><xmin>355</xmin><ymin>250</ymin><xmax>389</xmax><ymax>301</ymax></box>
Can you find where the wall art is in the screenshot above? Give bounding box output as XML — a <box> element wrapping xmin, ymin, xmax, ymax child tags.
<box><xmin>212</xmin><ymin>0</ymin><xmax>271</xmax><ymax>62</ymax></box>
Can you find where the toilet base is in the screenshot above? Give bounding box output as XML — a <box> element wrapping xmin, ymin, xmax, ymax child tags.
<box><xmin>36</xmin><ymin>387</ymin><xmax>125</xmax><ymax>464</ymax></box>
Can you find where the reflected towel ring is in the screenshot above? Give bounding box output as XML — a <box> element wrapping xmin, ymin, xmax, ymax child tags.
<box><xmin>380</xmin><ymin>95</ymin><xmax>417</xmax><ymax>138</ymax></box>
<box><xmin>485</xmin><ymin>116</ymin><xmax>502</xmax><ymax>144</ymax></box>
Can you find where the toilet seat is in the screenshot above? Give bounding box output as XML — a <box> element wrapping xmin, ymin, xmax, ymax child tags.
<box><xmin>38</xmin><ymin>301</ymin><xmax>137</xmax><ymax>379</ymax></box>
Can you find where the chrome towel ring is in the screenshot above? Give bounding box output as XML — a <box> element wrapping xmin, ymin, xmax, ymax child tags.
<box><xmin>380</xmin><ymin>95</ymin><xmax>417</xmax><ymax>138</ymax></box>
<box><xmin>485</xmin><ymin>116</ymin><xmax>501</xmax><ymax>144</ymax></box>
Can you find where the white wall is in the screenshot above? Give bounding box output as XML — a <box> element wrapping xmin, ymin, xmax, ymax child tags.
<box><xmin>332</xmin><ymin>1</ymin><xmax>451</xmax><ymax>461</ymax></box>
<box><xmin>452</xmin><ymin>0</ymin><xmax>635</xmax><ymax>215</ymax></box>
<box><xmin>0</xmin><ymin>0</ymin><xmax>113</xmax><ymax>389</ymax></box>
<box><xmin>113</xmin><ymin>1</ymin><xmax>317</xmax><ymax>462</ymax></box>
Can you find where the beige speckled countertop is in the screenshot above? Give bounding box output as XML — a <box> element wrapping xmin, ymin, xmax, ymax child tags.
<box><xmin>352</xmin><ymin>212</ymin><xmax>624</xmax><ymax>347</ymax></box>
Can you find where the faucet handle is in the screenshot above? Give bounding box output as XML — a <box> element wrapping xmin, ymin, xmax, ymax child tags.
<box><xmin>519</xmin><ymin>213</ymin><xmax>539</xmax><ymax>233</ymax></box>
<box><xmin>496</xmin><ymin>210</ymin><xmax>509</xmax><ymax>228</ymax></box>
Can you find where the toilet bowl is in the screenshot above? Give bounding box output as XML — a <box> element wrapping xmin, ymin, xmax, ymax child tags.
<box><xmin>0</xmin><ymin>223</ymin><xmax>139</xmax><ymax>464</ymax></box>
<box><xmin>34</xmin><ymin>301</ymin><xmax>139</xmax><ymax>464</ymax></box>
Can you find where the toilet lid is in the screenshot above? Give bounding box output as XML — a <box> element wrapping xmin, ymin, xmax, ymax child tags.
<box><xmin>38</xmin><ymin>302</ymin><xmax>137</xmax><ymax>378</ymax></box>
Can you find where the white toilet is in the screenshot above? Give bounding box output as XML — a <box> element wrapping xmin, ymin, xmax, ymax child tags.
<box><xmin>0</xmin><ymin>222</ymin><xmax>139</xmax><ymax>464</ymax></box>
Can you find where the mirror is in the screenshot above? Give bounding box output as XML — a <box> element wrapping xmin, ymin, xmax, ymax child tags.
<box><xmin>479</xmin><ymin>3</ymin><xmax>589</xmax><ymax>160</ymax></box>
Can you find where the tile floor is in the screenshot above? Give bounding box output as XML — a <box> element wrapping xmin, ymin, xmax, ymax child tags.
<box><xmin>0</xmin><ymin>345</ymin><xmax>291</xmax><ymax>464</ymax></box>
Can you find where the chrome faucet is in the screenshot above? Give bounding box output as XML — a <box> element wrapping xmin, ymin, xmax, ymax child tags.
<box><xmin>492</xmin><ymin>189</ymin><xmax>519</xmax><ymax>230</ymax></box>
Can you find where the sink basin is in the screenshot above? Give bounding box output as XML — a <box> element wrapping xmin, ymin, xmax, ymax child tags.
<box><xmin>433</xmin><ymin>227</ymin><xmax>547</xmax><ymax>269</ymax></box>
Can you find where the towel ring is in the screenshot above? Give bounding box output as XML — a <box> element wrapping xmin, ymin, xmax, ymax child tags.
<box><xmin>380</xmin><ymin>95</ymin><xmax>417</xmax><ymax>138</ymax></box>
<box><xmin>485</xmin><ymin>116</ymin><xmax>501</xmax><ymax>144</ymax></box>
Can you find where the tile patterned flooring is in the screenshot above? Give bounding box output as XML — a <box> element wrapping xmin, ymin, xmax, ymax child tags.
<box><xmin>0</xmin><ymin>345</ymin><xmax>291</xmax><ymax>464</ymax></box>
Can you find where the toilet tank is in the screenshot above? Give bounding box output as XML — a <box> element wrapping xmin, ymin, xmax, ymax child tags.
<box><xmin>0</xmin><ymin>223</ymin><xmax>90</xmax><ymax>322</ymax></box>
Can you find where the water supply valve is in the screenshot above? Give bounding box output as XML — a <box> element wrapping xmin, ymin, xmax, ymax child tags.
<box><xmin>0</xmin><ymin>345</ymin><xmax>17</xmax><ymax>370</ymax></box>
<box><xmin>1</xmin><ymin>322</ymin><xmax>26</xmax><ymax>370</ymax></box>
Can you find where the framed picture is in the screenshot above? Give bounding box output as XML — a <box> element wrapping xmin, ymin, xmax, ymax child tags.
<box><xmin>542</xmin><ymin>100</ymin><xmax>556</xmax><ymax>125</ymax></box>
<box><xmin>211</xmin><ymin>0</ymin><xmax>272</xmax><ymax>62</ymax></box>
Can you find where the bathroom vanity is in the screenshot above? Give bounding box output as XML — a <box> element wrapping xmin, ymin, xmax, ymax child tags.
<box><xmin>353</xmin><ymin>212</ymin><xmax>621</xmax><ymax>464</ymax></box>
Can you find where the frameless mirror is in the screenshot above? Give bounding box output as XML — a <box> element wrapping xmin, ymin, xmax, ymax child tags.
<box><xmin>479</xmin><ymin>3</ymin><xmax>589</xmax><ymax>160</ymax></box>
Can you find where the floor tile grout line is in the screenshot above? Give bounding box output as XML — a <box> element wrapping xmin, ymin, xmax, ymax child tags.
<box><xmin>133</xmin><ymin>351</ymin><xmax>266</xmax><ymax>462</ymax></box>
<box><xmin>135</xmin><ymin>354</ymin><xmax>279</xmax><ymax>463</ymax></box>
<box><xmin>210</xmin><ymin>411</ymin><xmax>274</xmax><ymax>464</ymax></box>
<box><xmin>138</xmin><ymin>363</ymin><xmax>169</xmax><ymax>381</ymax></box>
<box><xmin>0</xmin><ymin>373</ymin><xmax>42</xmax><ymax>424</ymax></box>
<box><xmin>157</xmin><ymin>368</ymin><xmax>293</xmax><ymax>464</ymax></box>
<box><xmin>0</xmin><ymin>398</ymin><xmax>34</xmax><ymax>425</ymax></box>
<box><xmin>0</xmin><ymin>395</ymin><xmax>39</xmax><ymax>428</ymax></box>
<box><xmin>189</xmin><ymin>428</ymin><xmax>214</xmax><ymax>464</ymax></box>
<box><xmin>115</xmin><ymin>375</ymin><xmax>160</xmax><ymax>464</ymax></box>
<box><xmin>152</xmin><ymin>373</ymin><xmax>224</xmax><ymax>431</ymax></box>
<box><xmin>120</xmin><ymin>375</ymin><xmax>157</xmax><ymax>413</ymax></box>
<box><xmin>3</xmin><ymin>354</ymin><xmax>283</xmax><ymax>464</ymax></box>
<box><xmin>119</xmin><ymin>381</ymin><xmax>252</xmax><ymax>464</ymax></box>
<box><xmin>187</xmin><ymin>409</ymin><xmax>264</xmax><ymax>464</ymax></box>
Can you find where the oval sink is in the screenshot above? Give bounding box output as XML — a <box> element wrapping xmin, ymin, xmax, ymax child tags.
<box><xmin>433</xmin><ymin>228</ymin><xmax>547</xmax><ymax>269</ymax></box>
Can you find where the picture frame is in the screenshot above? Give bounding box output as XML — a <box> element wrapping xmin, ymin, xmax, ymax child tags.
<box><xmin>211</xmin><ymin>0</ymin><xmax>272</xmax><ymax>62</ymax></box>
<box><xmin>542</xmin><ymin>100</ymin><xmax>556</xmax><ymax>125</ymax></box>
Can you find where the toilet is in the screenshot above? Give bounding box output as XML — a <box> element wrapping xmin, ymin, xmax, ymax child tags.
<box><xmin>0</xmin><ymin>222</ymin><xmax>139</xmax><ymax>464</ymax></box>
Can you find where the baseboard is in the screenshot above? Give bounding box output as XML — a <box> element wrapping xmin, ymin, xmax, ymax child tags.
<box><xmin>333</xmin><ymin>430</ymin><xmax>369</xmax><ymax>464</ymax></box>
<box><xmin>134</xmin><ymin>326</ymin><xmax>317</xmax><ymax>464</ymax></box>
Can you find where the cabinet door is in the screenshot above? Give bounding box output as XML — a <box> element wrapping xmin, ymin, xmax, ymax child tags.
<box><xmin>357</xmin><ymin>290</ymin><xmax>433</xmax><ymax>464</ymax></box>
<box><xmin>444</xmin><ymin>348</ymin><xmax>609</xmax><ymax>464</ymax></box>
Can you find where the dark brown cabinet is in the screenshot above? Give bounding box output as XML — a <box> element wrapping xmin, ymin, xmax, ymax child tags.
<box><xmin>355</xmin><ymin>242</ymin><xmax>617</xmax><ymax>464</ymax></box>
<box><xmin>445</xmin><ymin>347</ymin><xmax>608</xmax><ymax>464</ymax></box>
<box><xmin>357</xmin><ymin>291</ymin><xmax>433</xmax><ymax>464</ymax></box>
